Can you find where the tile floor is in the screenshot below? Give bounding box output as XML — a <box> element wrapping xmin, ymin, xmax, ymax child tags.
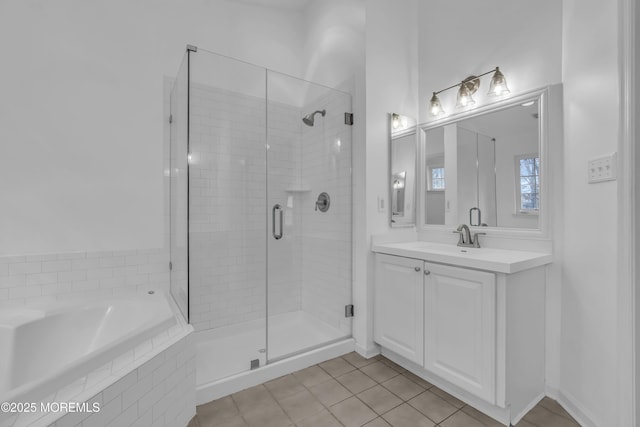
<box><xmin>189</xmin><ymin>353</ymin><xmax>580</xmax><ymax>427</ymax></box>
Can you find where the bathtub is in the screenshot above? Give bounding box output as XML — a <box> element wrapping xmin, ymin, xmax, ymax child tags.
<box><xmin>0</xmin><ymin>291</ymin><xmax>177</xmax><ymax>424</ymax></box>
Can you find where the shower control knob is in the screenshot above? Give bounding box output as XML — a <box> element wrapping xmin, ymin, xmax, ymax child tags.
<box><xmin>414</xmin><ymin>266</ymin><xmax>421</xmax><ymax>272</ymax></box>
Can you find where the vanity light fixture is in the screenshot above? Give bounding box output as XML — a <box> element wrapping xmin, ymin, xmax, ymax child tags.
<box><xmin>429</xmin><ymin>67</ymin><xmax>510</xmax><ymax>116</ymax></box>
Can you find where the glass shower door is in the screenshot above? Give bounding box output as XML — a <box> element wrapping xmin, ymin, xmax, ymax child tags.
<box><xmin>169</xmin><ymin>52</ymin><xmax>189</xmax><ymax>320</ymax></box>
<box><xmin>188</xmin><ymin>50</ymin><xmax>268</xmax><ymax>382</ymax></box>
<box><xmin>171</xmin><ymin>48</ymin><xmax>354</xmax><ymax>385</ymax></box>
<box><xmin>266</xmin><ymin>71</ymin><xmax>353</xmax><ymax>362</ymax></box>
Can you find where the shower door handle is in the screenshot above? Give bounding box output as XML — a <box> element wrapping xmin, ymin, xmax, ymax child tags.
<box><xmin>272</xmin><ymin>204</ymin><xmax>283</xmax><ymax>240</ymax></box>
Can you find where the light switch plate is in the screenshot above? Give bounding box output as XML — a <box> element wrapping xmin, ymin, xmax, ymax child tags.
<box><xmin>588</xmin><ymin>153</ymin><xmax>617</xmax><ymax>183</ymax></box>
<box><xmin>378</xmin><ymin>197</ymin><xmax>385</xmax><ymax>212</ymax></box>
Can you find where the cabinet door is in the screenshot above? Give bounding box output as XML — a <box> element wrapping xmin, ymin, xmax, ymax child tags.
<box><xmin>424</xmin><ymin>262</ymin><xmax>496</xmax><ymax>403</ymax></box>
<box><xmin>374</xmin><ymin>254</ymin><xmax>424</xmax><ymax>365</ymax></box>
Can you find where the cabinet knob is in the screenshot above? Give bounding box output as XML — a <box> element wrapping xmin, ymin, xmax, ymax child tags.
<box><xmin>424</xmin><ymin>270</ymin><xmax>431</xmax><ymax>275</ymax></box>
<box><xmin>414</xmin><ymin>266</ymin><xmax>421</xmax><ymax>272</ymax></box>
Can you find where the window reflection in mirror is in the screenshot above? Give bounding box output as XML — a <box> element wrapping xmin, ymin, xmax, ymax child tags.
<box><xmin>390</xmin><ymin>113</ymin><xmax>417</xmax><ymax>227</ymax></box>
<box><xmin>423</xmin><ymin>100</ymin><xmax>539</xmax><ymax>229</ymax></box>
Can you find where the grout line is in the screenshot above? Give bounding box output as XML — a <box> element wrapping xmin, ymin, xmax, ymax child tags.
<box><xmin>194</xmin><ymin>354</ymin><xmax>579</xmax><ymax>427</ymax></box>
<box><xmin>261</xmin><ymin>378</ymin><xmax>299</xmax><ymax>426</ymax></box>
<box><xmin>435</xmin><ymin>407</ymin><xmax>464</xmax><ymax>426</ymax></box>
<box><xmin>296</xmin><ymin>362</ymin><xmax>347</xmax><ymax>426</ymax></box>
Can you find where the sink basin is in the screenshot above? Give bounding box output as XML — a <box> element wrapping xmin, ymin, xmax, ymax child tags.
<box><xmin>405</xmin><ymin>241</ymin><xmax>479</xmax><ymax>254</ymax></box>
<box><xmin>371</xmin><ymin>241</ymin><xmax>552</xmax><ymax>274</ymax></box>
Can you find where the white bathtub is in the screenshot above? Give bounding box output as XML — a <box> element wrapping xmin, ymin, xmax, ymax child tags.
<box><xmin>0</xmin><ymin>291</ymin><xmax>176</xmax><ymax>414</ymax></box>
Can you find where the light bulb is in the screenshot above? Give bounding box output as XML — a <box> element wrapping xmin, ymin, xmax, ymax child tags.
<box><xmin>456</xmin><ymin>84</ymin><xmax>476</xmax><ymax>108</ymax></box>
<box><xmin>488</xmin><ymin>67</ymin><xmax>510</xmax><ymax>96</ymax></box>
<box><xmin>392</xmin><ymin>113</ymin><xmax>400</xmax><ymax>129</ymax></box>
<box><xmin>429</xmin><ymin>93</ymin><xmax>445</xmax><ymax>116</ymax></box>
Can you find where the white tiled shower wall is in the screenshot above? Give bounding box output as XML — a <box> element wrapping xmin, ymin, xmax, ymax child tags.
<box><xmin>0</xmin><ymin>249</ymin><xmax>169</xmax><ymax>305</ymax></box>
<box><xmin>187</xmin><ymin>83</ymin><xmax>271</xmax><ymax>331</ymax></box>
<box><xmin>267</xmin><ymin>101</ymin><xmax>305</xmax><ymax>318</ymax></box>
<box><xmin>187</xmin><ymin>81</ymin><xmax>352</xmax><ymax>336</ymax></box>
<box><xmin>299</xmin><ymin>92</ymin><xmax>352</xmax><ymax>336</ymax></box>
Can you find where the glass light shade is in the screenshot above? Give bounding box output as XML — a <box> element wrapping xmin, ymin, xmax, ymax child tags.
<box><xmin>429</xmin><ymin>93</ymin><xmax>445</xmax><ymax>116</ymax></box>
<box><xmin>391</xmin><ymin>113</ymin><xmax>400</xmax><ymax>129</ymax></box>
<box><xmin>456</xmin><ymin>84</ymin><xmax>476</xmax><ymax>108</ymax></box>
<box><xmin>488</xmin><ymin>67</ymin><xmax>510</xmax><ymax>96</ymax></box>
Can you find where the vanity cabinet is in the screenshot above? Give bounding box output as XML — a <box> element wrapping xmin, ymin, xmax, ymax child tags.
<box><xmin>372</xmin><ymin>245</ymin><xmax>550</xmax><ymax>426</ymax></box>
<box><xmin>423</xmin><ymin>262</ymin><xmax>495</xmax><ymax>403</ymax></box>
<box><xmin>374</xmin><ymin>254</ymin><xmax>496</xmax><ymax>402</ymax></box>
<box><xmin>373</xmin><ymin>255</ymin><xmax>424</xmax><ymax>364</ymax></box>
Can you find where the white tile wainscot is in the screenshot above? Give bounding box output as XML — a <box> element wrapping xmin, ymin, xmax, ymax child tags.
<box><xmin>372</xmin><ymin>241</ymin><xmax>552</xmax><ymax>426</ymax></box>
<box><xmin>0</xmin><ymin>248</ymin><xmax>170</xmax><ymax>305</ymax></box>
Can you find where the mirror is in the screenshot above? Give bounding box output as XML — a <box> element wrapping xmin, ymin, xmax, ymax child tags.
<box><xmin>392</xmin><ymin>171</ymin><xmax>406</xmax><ymax>216</ymax></box>
<box><xmin>390</xmin><ymin>113</ymin><xmax>417</xmax><ymax>227</ymax></box>
<box><xmin>422</xmin><ymin>98</ymin><xmax>540</xmax><ymax>229</ymax></box>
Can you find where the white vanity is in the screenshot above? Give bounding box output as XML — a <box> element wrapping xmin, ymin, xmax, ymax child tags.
<box><xmin>372</xmin><ymin>241</ymin><xmax>552</xmax><ymax>426</ymax></box>
<box><xmin>378</xmin><ymin>84</ymin><xmax>562</xmax><ymax>425</ymax></box>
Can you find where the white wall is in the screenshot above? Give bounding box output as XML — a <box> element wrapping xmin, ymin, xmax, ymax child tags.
<box><xmin>560</xmin><ymin>1</ymin><xmax>620</xmax><ymax>425</ymax></box>
<box><xmin>301</xmin><ymin>0</ymin><xmax>365</xmax><ymax>92</ymax></box>
<box><xmin>418</xmin><ymin>1</ymin><xmax>562</xmax><ymax>124</ymax></box>
<box><xmin>0</xmin><ymin>0</ymin><xmax>304</xmax><ymax>256</ymax></box>
<box><xmin>359</xmin><ymin>0</ymin><xmax>419</xmax><ymax>355</ymax></box>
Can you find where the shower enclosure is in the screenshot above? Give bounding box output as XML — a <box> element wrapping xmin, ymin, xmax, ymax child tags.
<box><xmin>169</xmin><ymin>47</ymin><xmax>353</xmax><ymax>391</ymax></box>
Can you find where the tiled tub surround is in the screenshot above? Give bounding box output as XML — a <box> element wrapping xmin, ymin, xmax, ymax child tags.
<box><xmin>0</xmin><ymin>248</ymin><xmax>169</xmax><ymax>305</ymax></box>
<box><xmin>50</xmin><ymin>332</ymin><xmax>195</xmax><ymax>427</ymax></box>
<box><xmin>0</xmin><ymin>292</ymin><xmax>175</xmax><ymax>405</ymax></box>
<box><xmin>0</xmin><ymin>291</ymin><xmax>195</xmax><ymax>427</ymax></box>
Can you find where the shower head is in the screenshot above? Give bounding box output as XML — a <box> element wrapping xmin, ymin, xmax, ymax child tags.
<box><xmin>302</xmin><ymin>109</ymin><xmax>326</xmax><ymax>127</ymax></box>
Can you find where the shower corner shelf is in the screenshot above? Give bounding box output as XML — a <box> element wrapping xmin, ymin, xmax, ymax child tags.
<box><xmin>285</xmin><ymin>187</ymin><xmax>311</xmax><ymax>193</ymax></box>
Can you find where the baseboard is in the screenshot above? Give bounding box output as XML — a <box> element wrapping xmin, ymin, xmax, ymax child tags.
<box><xmin>381</xmin><ymin>348</ymin><xmax>511</xmax><ymax>425</ymax></box>
<box><xmin>510</xmin><ymin>392</ymin><xmax>545</xmax><ymax>425</ymax></box>
<box><xmin>354</xmin><ymin>341</ymin><xmax>380</xmax><ymax>359</ymax></box>
<box><xmin>546</xmin><ymin>385</ymin><xmax>600</xmax><ymax>427</ymax></box>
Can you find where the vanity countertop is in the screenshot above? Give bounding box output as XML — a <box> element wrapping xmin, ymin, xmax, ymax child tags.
<box><xmin>371</xmin><ymin>241</ymin><xmax>552</xmax><ymax>274</ymax></box>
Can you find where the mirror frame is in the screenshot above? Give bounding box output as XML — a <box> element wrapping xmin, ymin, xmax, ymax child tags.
<box><xmin>389</xmin><ymin>113</ymin><xmax>418</xmax><ymax>228</ymax></box>
<box><xmin>417</xmin><ymin>84</ymin><xmax>561</xmax><ymax>239</ymax></box>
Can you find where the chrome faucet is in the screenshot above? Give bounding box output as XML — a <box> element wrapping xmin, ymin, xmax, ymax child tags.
<box><xmin>453</xmin><ymin>224</ymin><xmax>486</xmax><ymax>248</ymax></box>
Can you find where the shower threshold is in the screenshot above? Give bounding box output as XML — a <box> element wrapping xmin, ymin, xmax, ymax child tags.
<box><xmin>195</xmin><ymin>310</ymin><xmax>349</xmax><ymax>386</ymax></box>
<box><xmin>195</xmin><ymin>310</ymin><xmax>353</xmax><ymax>404</ymax></box>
